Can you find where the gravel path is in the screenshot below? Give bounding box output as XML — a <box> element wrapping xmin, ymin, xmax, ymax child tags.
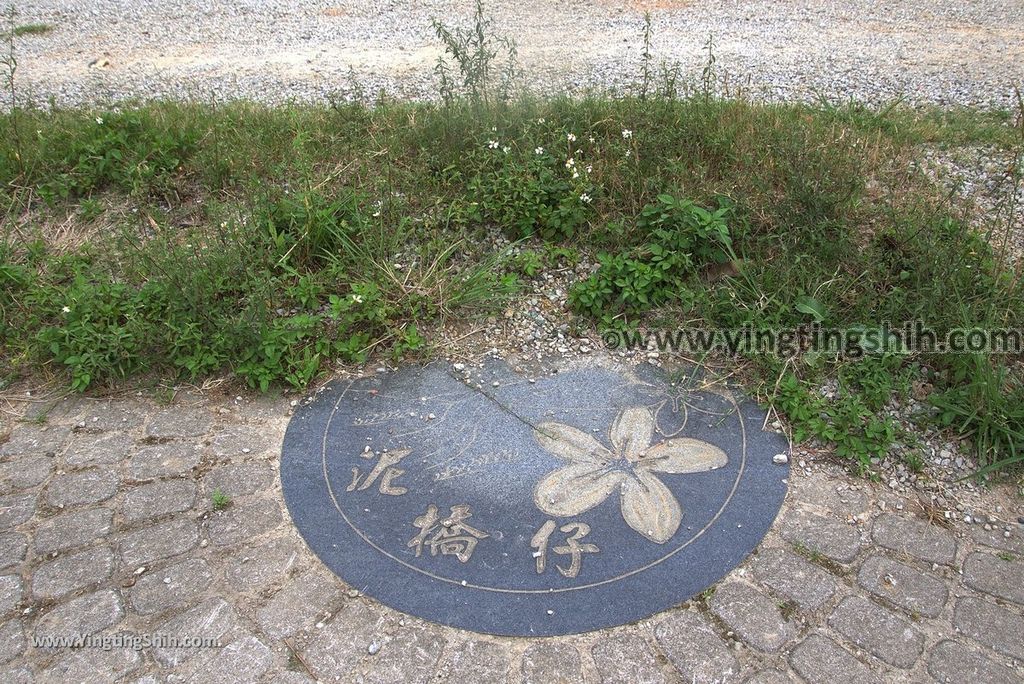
<box><xmin>5</xmin><ymin>0</ymin><xmax>1024</xmax><ymax>108</ymax></box>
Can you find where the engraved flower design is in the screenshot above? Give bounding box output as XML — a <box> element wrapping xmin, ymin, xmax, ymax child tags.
<box><xmin>533</xmin><ymin>407</ymin><xmax>727</xmax><ymax>544</ymax></box>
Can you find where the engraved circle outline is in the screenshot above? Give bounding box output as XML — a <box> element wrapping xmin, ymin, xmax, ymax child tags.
<box><xmin>319</xmin><ymin>380</ymin><xmax>748</xmax><ymax>594</ymax></box>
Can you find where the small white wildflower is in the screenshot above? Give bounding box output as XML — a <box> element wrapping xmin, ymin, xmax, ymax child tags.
<box><xmin>588</xmin><ymin>136</ymin><xmax>595</xmax><ymax>143</ymax></box>
<box><xmin>95</xmin><ymin>117</ymin><xmax>104</xmax><ymax>125</ymax></box>
<box><xmin>621</xmin><ymin>129</ymin><xmax>632</xmax><ymax>139</ymax></box>
<box><xmin>219</xmin><ymin>221</ymin><xmax>228</xmax><ymax>229</ymax></box>
<box><xmin>535</xmin><ymin>147</ymin><xmax>544</xmax><ymax>155</ymax></box>
<box><xmin>351</xmin><ymin>294</ymin><xmax>364</xmax><ymax>304</ymax></box>
<box><xmin>538</xmin><ymin>117</ymin><xmax>546</xmax><ymax>123</ymax></box>
<box><xmin>572</xmin><ymin>170</ymin><xmax>580</xmax><ymax>179</ymax></box>
<box><xmin>625</xmin><ymin>149</ymin><xmax>632</xmax><ymax>157</ymax></box>
<box><xmin>61</xmin><ymin>306</ymin><xmax>71</xmax><ymax>314</ymax></box>
<box><xmin>566</xmin><ymin>132</ymin><xmax>577</xmax><ymax>142</ymax></box>
<box><xmin>502</xmin><ymin>146</ymin><xmax>510</xmax><ymax>154</ymax></box>
<box><xmin>586</xmin><ymin>164</ymin><xmax>593</xmax><ymax>173</ymax></box>
<box><xmin>372</xmin><ymin>210</ymin><xmax>381</xmax><ymax>217</ymax></box>
<box><xmin>580</xmin><ymin>193</ymin><xmax>592</xmax><ymax>203</ymax></box>
<box><xmin>565</xmin><ymin>158</ymin><xmax>575</xmax><ymax>169</ymax></box>
<box><xmin>491</xmin><ymin>126</ymin><xmax>497</xmax><ymax>132</ymax></box>
<box><xmin>487</xmin><ymin>140</ymin><xmax>499</xmax><ymax>149</ymax></box>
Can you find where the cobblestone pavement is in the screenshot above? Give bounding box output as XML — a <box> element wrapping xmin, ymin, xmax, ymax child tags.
<box><xmin>1</xmin><ymin>376</ymin><xmax>1023</xmax><ymax>684</ymax></box>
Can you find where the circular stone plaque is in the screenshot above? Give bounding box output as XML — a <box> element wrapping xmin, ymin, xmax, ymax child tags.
<box><xmin>281</xmin><ymin>359</ymin><xmax>788</xmax><ymax>636</ymax></box>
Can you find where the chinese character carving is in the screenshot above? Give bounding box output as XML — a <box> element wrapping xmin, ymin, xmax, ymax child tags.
<box><xmin>407</xmin><ymin>504</ymin><xmax>489</xmax><ymax>563</ymax></box>
<box><xmin>530</xmin><ymin>520</ymin><xmax>599</xmax><ymax>579</ymax></box>
<box><xmin>348</xmin><ymin>448</ymin><xmax>410</xmax><ymax>496</ymax></box>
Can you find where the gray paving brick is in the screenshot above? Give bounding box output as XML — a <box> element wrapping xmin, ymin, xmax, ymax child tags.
<box><xmin>152</xmin><ymin>597</ymin><xmax>240</xmax><ymax>668</ymax></box>
<box><xmin>828</xmin><ymin>596</ymin><xmax>923</xmax><ymax>668</ymax></box>
<box><xmin>871</xmin><ymin>513</ymin><xmax>956</xmax><ymax>565</ymax></box>
<box><xmin>0</xmin><ymin>455</ymin><xmax>54</xmax><ymax>492</ymax></box>
<box><xmin>710</xmin><ymin>582</ymin><xmax>796</xmax><ymax>653</ymax></box>
<box><xmin>751</xmin><ymin>548</ymin><xmax>838</xmax><ymax>611</ymax></box>
<box><xmin>302</xmin><ymin>601</ymin><xmax>384</xmax><ymax>681</ymax></box>
<box><xmin>32</xmin><ymin>546</ymin><xmax>114</xmax><ymax>600</ymax></box>
<box><xmin>146</xmin><ymin>408</ymin><xmax>212</xmax><ymax>439</ymax></box>
<box><xmin>64</xmin><ymin>432</ymin><xmax>134</xmax><ymax>467</ymax></box>
<box><xmin>0</xmin><ymin>493</ymin><xmax>36</xmax><ymax>529</ymax></box>
<box><xmin>789</xmin><ymin>633</ymin><xmax>879</xmax><ymax>684</ymax></box>
<box><xmin>591</xmin><ymin>633</ymin><xmax>669</xmax><ymax>684</ymax></box>
<box><xmin>436</xmin><ymin>639</ymin><xmax>511</xmax><ymax>683</ymax></box>
<box><xmin>207</xmin><ymin>498</ymin><xmax>282</xmax><ymax>546</ymax></box>
<box><xmin>201</xmin><ymin>462</ymin><xmax>274</xmax><ymax>498</ymax></box>
<box><xmin>129</xmin><ymin>442</ymin><xmax>201</xmax><ymax>480</ymax></box>
<box><xmin>34</xmin><ymin>507</ymin><xmax>113</xmax><ymax>555</ymax></box>
<box><xmin>953</xmin><ymin>597</ymin><xmax>1024</xmax><ymax>661</ymax></box>
<box><xmin>256</xmin><ymin>569</ymin><xmax>345</xmax><ymax>639</ymax></box>
<box><xmin>129</xmin><ymin>558</ymin><xmax>213</xmax><ymax>616</ymax></box>
<box><xmin>927</xmin><ymin>639</ymin><xmax>1020</xmax><ymax>684</ymax></box>
<box><xmin>34</xmin><ymin>589</ymin><xmax>124</xmax><ymax>643</ymax></box>
<box><xmin>42</xmin><ymin>646</ymin><xmax>141</xmax><ymax>681</ymax></box>
<box><xmin>0</xmin><ymin>618</ymin><xmax>26</xmax><ymax>664</ymax></box>
<box><xmin>856</xmin><ymin>554</ymin><xmax>948</xmax><ymax>617</ymax></box>
<box><xmin>969</xmin><ymin>525</ymin><xmax>1024</xmax><ymax>555</ymax></box>
<box><xmin>45</xmin><ymin>469</ymin><xmax>118</xmax><ymax>508</ymax></box>
<box><xmin>183</xmin><ymin>635</ymin><xmax>272</xmax><ymax>684</ymax></box>
<box><xmin>0</xmin><ymin>532</ymin><xmax>26</xmax><ymax>571</ymax></box>
<box><xmin>520</xmin><ymin>641</ymin><xmax>583</xmax><ymax>684</ymax></box>
<box><xmin>780</xmin><ymin>510</ymin><xmax>862</xmax><ymax>563</ymax></box>
<box><xmin>117</xmin><ymin>517</ymin><xmax>198</xmax><ymax>568</ymax></box>
<box><xmin>224</xmin><ymin>537</ymin><xmax>304</xmax><ymax>594</ymax></box>
<box><xmin>121</xmin><ymin>479</ymin><xmax>196</xmax><ymax>524</ymax></box>
<box><xmin>0</xmin><ymin>575</ymin><xmax>22</xmax><ymax>615</ymax></box>
<box><xmin>361</xmin><ymin>625</ymin><xmax>447</xmax><ymax>684</ymax></box>
<box><xmin>963</xmin><ymin>551</ymin><xmax>1024</xmax><ymax>606</ymax></box>
<box><xmin>655</xmin><ymin>609</ymin><xmax>739</xmax><ymax>683</ymax></box>
<box><xmin>0</xmin><ymin>424</ymin><xmax>69</xmax><ymax>457</ymax></box>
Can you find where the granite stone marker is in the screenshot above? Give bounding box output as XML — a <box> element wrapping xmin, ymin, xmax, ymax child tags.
<box><xmin>281</xmin><ymin>360</ymin><xmax>788</xmax><ymax>636</ymax></box>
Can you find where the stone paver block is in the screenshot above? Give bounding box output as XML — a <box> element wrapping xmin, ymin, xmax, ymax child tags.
<box><xmin>792</xmin><ymin>473</ymin><xmax>871</xmax><ymax>517</ymax></box>
<box><xmin>0</xmin><ymin>493</ymin><xmax>36</xmax><ymax>529</ymax></box>
<box><xmin>32</xmin><ymin>546</ymin><xmax>114</xmax><ymax>600</ymax></box>
<box><xmin>789</xmin><ymin>633</ymin><xmax>878</xmax><ymax>684</ymax></box>
<box><xmin>655</xmin><ymin>609</ymin><xmax>738</xmax><ymax>683</ymax></box>
<box><xmin>122</xmin><ymin>479</ymin><xmax>196</xmax><ymax>524</ymax></box>
<box><xmin>954</xmin><ymin>597</ymin><xmax>1024</xmax><ymax>661</ymax></box>
<box><xmin>45</xmin><ymin>469</ymin><xmax>118</xmax><ymax>508</ymax></box>
<box><xmin>225</xmin><ymin>537</ymin><xmax>304</xmax><ymax>594</ymax></box>
<box><xmin>0</xmin><ymin>455</ymin><xmax>53</xmax><ymax>492</ymax></box>
<box><xmin>751</xmin><ymin>548</ymin><xmax>838</xmax><ymax>611</ymax></box>
<box><xmin>0</xmin><ymin>532</ymin><xmax>27</xmax><ymax>570</ymax></box>
<box><xmin>871</xmin><ymin>513</ymin><xmax>956</xmax><ymax>565</ymax></box>
<box><xmin>856</xmin><ymin>555</ymin><xmax>948</xmax><ymax>617</ymax></box>
<box><xmin>64</xmin><ymin>432</ymin><xmax>133</xmax><ymax>467</ymax></box>
<box><xmin>436</xmin><ymin>639</ymin><xmax>510</xmax><ymax>683</ymax></box>
<box><xmin>129</xmin><ymin>443</ymin><xmax>201</xmax><ymax>480</ymax></box>
<box><xmin>256</xmin><ymin>569</ymin><xmax>345</xmax><ymax>639</ymax></box>
<box><xmin>591</xmin><ymin>633</ymin><xmax>669</xmax><ymax>684</ymax></box>
<box><xmin>0</xmin><ymin>575</ymin><xmax>22</xmax><ymax>615</ymax></box>
<box><xmin>927</xmin><ymin>639</ymin><xmax>1019</xmax><ymax>684</ymax></box>
<box><xmin>0</xmin><ymin>424</ymin><xmax>69</xmax><ymax>457</ymax></box>
<box><xmin>302</xmin><ymin>601</ymin><xmax>385</xmax><ymax>681</ymax></box>
<box><xmin>780</xmin><ymin>510</ymin><xmax>862</xmax><ymax>563</ymax></box>
<box><xmin>520</xmin><ymin>641</ymin><xmax>583</xmax><ymax>684</ymax></box>
<box><xmin>362</xmin><ymin>624</ymin><xmax>447</xmax><ymax>684</ymax></box>
<box><xmin>207</xmin><ymin>425</ymin><xmax>278</xmax><ymax>458</ymax></box>
<box><xmin>969</xmin><ymin>525</ymin><xmax>1024</xmax><ymax>555</ymax></box>
<box><xmin>183</xmin><ymin>635</ymin><xmax>272</xmax><ymax>684</ymax></box>
<box><xmin>828</xmin><ymin>596</ymin><xmax>923</xmax><ymax>669</ymax></box>
<box><xmin>73</xmin><ymin>400</ymin><xmax>147</xmax><ymax>432</ymax></box>
<box><xmin>129</xmin><ymin>558</ymin><xmax>213</xmax><ymax>616</ymax></box>
<box><xmin>202</xmin><ymin>463</ymin><xmax>273</xmax><ymax>498</ymax></box>
<box><xmin>0</xmin><ymin>618</ymin><xmax>26</xmax><ymax>664</ymax></box>
<box><xmin>34</xmin><ymin>589</ymin><xmax>124</xmax><ymax>642</ymax></box>
<box><xmin>152</xmin><ymin>597</ymin><xmax>239</xmax><ymax>668</ymax></box>
<box><xmin>710</xmin><ymin>582</ymin><xmax>796</xmax><ymax>653</ymax></box>
<box><xmin>146</xmin><ymin>408</ymin><xmax>212</xmax><ymax>439</ymax></box>
<box><xmin>118</xmin><ymin>517</ymin><xmax>198</xmax><ymax>568</ymax></box>
<box><xmin>963</xmin><ymin>552</ymin><xmax>1024</xmax><ymax>606</ymax></box>
<box><xmin>207</xmin><ymin>499</ymin><xmax>282</xmax><ymax>546</ymax></box>
<box><xmin>42</xmin><ymin>646</ymin><xmax>141</xmax><ymax>681</ymax></box>
<box><xmin>34</xmin><ymin>507</ymin><xmax>113</xmax><ymax>555</ymax></box>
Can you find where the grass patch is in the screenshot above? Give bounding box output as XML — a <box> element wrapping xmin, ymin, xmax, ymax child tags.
<box><xmin>1</xmin><ymin>2</ymin><xmax>1023</xmax><ymax>476</ymax></box>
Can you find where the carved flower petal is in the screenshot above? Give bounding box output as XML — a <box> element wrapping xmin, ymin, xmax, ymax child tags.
<box><xmin>534</xmin><ymin>422</ymin><xmax>613</xmax><ymax>463</ymax></box>
<box><xmin>610</xmin><ymin>407</ymin><xmax>654</xmax><ymax>462</ymax></box>
<box><xmin>639</xmin><ymin>438</ymin><xmax>728</xmax><ymax>474</ymax></box>
<box><xmin>620</xmin><ymin>470</ymin><xmax>682</xmax><ymax>544</ymax></box>
<box><xmin>534</xmin><ymin>463</ymin><xmax>627</xmax><ymax>517</ymax></box>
